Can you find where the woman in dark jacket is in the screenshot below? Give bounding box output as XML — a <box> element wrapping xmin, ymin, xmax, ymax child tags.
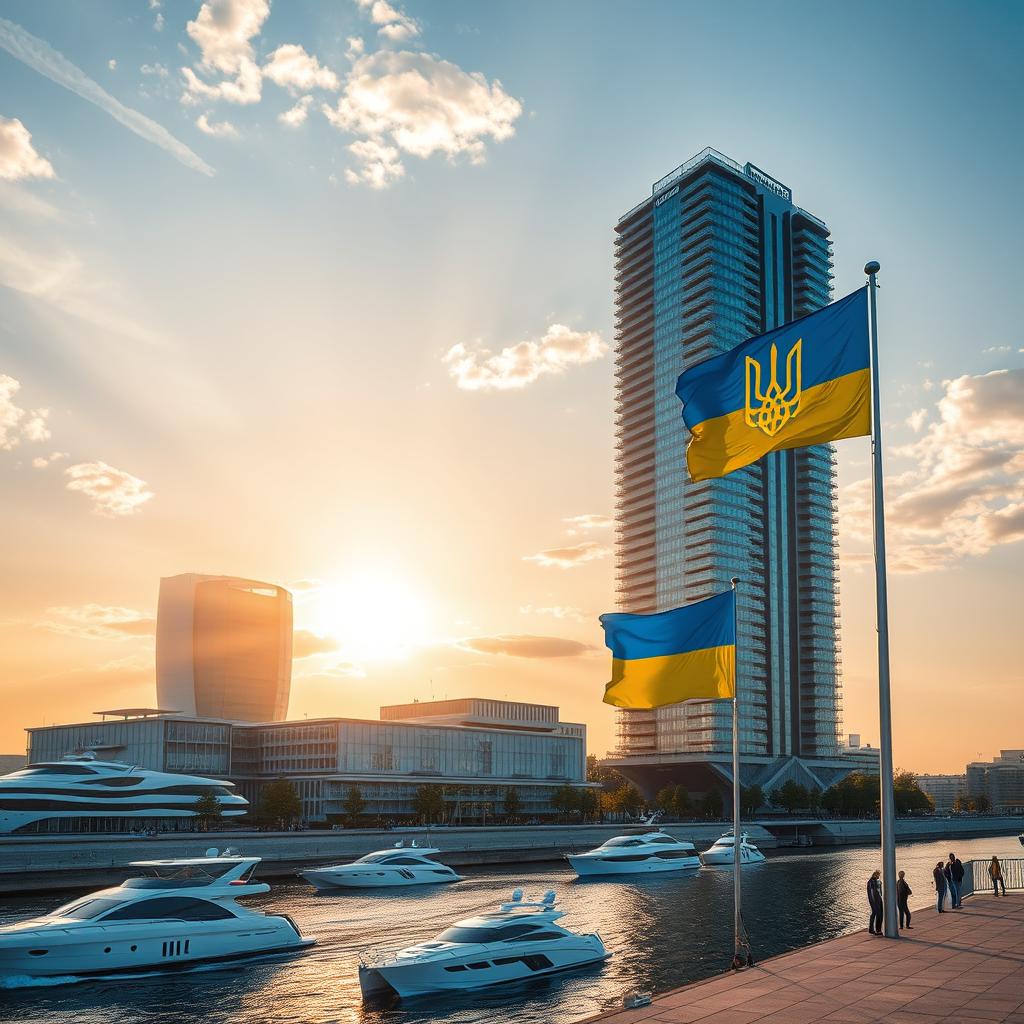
<box><xmin>934</xmin><ymin>861</ymin><xmax>948</xmax><ymax>913</ymax></box>
<box><xmin>867</xmin><ymin>870</ymin><xmax>883</xmax><ymax>934</ymax></box>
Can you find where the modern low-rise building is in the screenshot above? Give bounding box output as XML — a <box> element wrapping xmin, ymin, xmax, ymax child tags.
<box><xmin>966</xmin><ymin>750</ymin><xmax>1024</xmax><ymax>814</ymax></box>
<box><xmin>915</xmin><ymin>773</ymin><xmax>966</xmax><ymax>811</ymax></box>
<box><xmin>24</xmin><ymin>699</ymin><xmax>592</xmax><ymax>827</ymax></box>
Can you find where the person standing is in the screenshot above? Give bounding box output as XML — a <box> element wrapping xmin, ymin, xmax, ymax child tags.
<box><xmin>990</xmin><ymin>856</ymin><xmax>1006</xmax><ymax>896</ymax></box>
<box><xmin>896</xmin><ymin>870</ymin><xmax>913</xmax><ymax>930</ymax></box>
<box><xmin>948</xmin><ymin>852</ymin><xmax>965</xmax><ymax>908</ymax></box>
<box><xmin>934</xmin><ymin>861</ymin><xmax>948</xmax><ymax>913</ymax></box>
<box><xmin>867</xmin><ymin>870</ymin><xmax>884</xmax><ymax>934</ymax></box>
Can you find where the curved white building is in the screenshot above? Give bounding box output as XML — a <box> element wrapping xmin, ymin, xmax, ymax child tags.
<box><xmin>156</xmin><ymin>574</ymin><xmax>292</xmax><ymax>723</ymax></box>
<box><xmin>0</xmin><ymin>753</ymin><xmax>248</xmax><ymax>834</ymax></box>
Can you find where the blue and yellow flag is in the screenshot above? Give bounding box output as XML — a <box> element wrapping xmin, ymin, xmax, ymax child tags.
<box><xmin>601</xmin><ymin>591</ymin><xmax>735</xmax><ymax>709</ymax></box>
<box><xmin>675</xmin><ymin>288</ymin><xmax>871</xmax><ymax>482</ymax></box>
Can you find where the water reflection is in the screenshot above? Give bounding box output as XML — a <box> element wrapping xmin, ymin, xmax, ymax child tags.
<box><xmin>0</xmin><ymin>834</ymin><xmax>1018</xmax><ymax>1024</ymax></box>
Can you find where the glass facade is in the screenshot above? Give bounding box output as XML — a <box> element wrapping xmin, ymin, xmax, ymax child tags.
<box><xmin>614</xmin><ymin>149</ymin><xmax>842</xmax><ymax>762</ymax></box>
<box><xmin>26</xmin><ymin>701</ymin><xmax>591</xmax><ymax>823</ymax></box>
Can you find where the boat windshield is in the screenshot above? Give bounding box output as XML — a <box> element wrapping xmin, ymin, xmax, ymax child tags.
<box><xmin>52</xmin><ymin>897</ymin><xmax>123</xmax><ymax>919</ymax></box>
<box><xmin>355</xmin><ymin>852</ymin><xmax>399</xmax><ymax>864</ymax></box>
<box><xmin>122</xmin><ymin>862</ymin><xmax>250</xmax><ymax>889</ymax></box>
<box><xmin>600</xmin><ymin>837</ymin><xmax>643</xmax><ymax>848</ymax></box>
<box><xmin>437</xmin><ymin>921</ymin><xmax>544</xmax><ymax>944</ymax></box>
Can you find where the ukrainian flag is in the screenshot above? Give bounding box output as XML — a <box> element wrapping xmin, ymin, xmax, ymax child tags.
<box><xmin>676</xmin><ymin>287</ymin><xmax>871</xmax><ymax>482</ymax></box>
<box><xmin>601</xmin><ymin>591</ymin><xmax>735</xmax><ymax>709</ymax></box>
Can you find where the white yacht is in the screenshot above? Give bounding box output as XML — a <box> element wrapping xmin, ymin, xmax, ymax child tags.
<box><xmin>358</xmin><ymin>889</ymin><xmax>608</xmax><ymax>998</ymax></box>
<box><xmin>567</xmin><ymin>832</ymin><xmax>701</xmax><ymax>877</ymax></box>
<box><xmin>699</xmin><ymin>832</ymin><xmax>766</xmax><ymax>866</ymax></box>
<box><xmin>302</xmin><ymin>841</ymin><xmax>464</xmax><ymax>890</ymax></box>
<box><xmin>0</xmin><ymin>753</ymin><xmax>249</xmax><ymax>834</ymax></box>
<box><xmin>0</xmin><ymin>850</ymin><xmax>314</xmax><ymax>980</ymax></box>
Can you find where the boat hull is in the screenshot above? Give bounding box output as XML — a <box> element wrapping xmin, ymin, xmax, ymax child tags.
<box><xmin>0</xmin><ymin>918</ymin><xmax>313</xmax><ymax>979</ymax></box>
<box><xmin>303</xmin><ymin>867</ymin><xmax>463</xmax><ymax>890</ymax></box>
<box><xmin>700</xmin><ymin>849</ymin><xmax>766</xmax><ymax>866</ymax></box>
<box><xmin>360</xmin><ymin>939</ymin><xmax>609</xmax><ymax>998</ymax></box>
<box><xmin>568</xmin><ymin>855</ymin><xmax>701</xmax><ymax>877</ymax></box>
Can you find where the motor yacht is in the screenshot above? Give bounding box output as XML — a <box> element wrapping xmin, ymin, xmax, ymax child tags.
<box><xmin>358</xmin><ymin>889</ymin><xmax>608</xmax><ymax>998</ymax></box>
<box><xmin>0</xmin><ymin>849</ymin><xmax>313</xmax><ymax>981</ymax></box>
<box><xmin>302</xmin><ymin>841</ymin><xmax>464</xmax><ymax>890</ymax></box>
<box><xmin>699</xmin><ymin>832</ymin><xmax>766</xmax><ymax>866</ymax></box>
<box><xmin>567</xmin><ymin>831</ymin><xmax>701</xmax><ymax>877</ymax></box>
<box><xmin>0</xmin><ymin>752</ymin><xmax>248</xmax><ymax>834</ymax></box>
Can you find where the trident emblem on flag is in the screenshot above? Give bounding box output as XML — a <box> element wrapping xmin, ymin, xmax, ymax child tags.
<box><xmin>744</xmin><ymin>339</ymin><xmax>802</xmax><ymax>437</ymax></box>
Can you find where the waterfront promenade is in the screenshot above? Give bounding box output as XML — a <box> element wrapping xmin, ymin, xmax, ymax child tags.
<box><xmin>587</xmin><ymin>893</ymin><xmax>1024</xmax><ymax>1024</ymax></box>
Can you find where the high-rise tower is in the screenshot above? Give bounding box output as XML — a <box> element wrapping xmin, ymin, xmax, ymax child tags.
<box><xmin>609</xmin><ymin>149</ymin><xmax>843</xmax><ymax>791</ymax></box>
<box><xmin>156</xmin><ymin>574</ymin><xmax>293</xmax><ymax>723</ymax></box>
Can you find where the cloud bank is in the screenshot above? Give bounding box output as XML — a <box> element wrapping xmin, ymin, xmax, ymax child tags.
<box><xmin>523</xmin><ymin>541</ymin><xmax>611</xmax><ymax>569</ymax></box>
<box><xmin>0</xmin><ymin>116</ymin><xmax>55</xmax><ymax>181</ymax></box>
<box><xmin>64</xmin><ymin>461</ymin><xmax>154</xmax><ymax>517</ymax></box>
<box><xmin>455</xmin><ymin>634</ymin><xmax>594</xmax><ymax>659</ymax></box>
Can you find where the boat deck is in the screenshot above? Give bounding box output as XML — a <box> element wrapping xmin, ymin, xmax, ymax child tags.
<box><xmin>584</xmin><ymin>893</ymin><xmax>1024</xmax><ymax>1024</ymax></box>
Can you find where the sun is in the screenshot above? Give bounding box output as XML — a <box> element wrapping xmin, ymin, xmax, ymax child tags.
<box><xmin>304</xmin><ymin>570</ymin><xmax>433</xmax><ymax>664</ymax></box>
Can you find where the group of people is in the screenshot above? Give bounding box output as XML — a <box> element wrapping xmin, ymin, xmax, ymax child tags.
<box><xmin>866</xmin><ymin>853</ymin><xmax>1008</xmax><ymax>934</ymax></box>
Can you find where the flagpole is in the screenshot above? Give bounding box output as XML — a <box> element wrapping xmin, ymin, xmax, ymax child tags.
<box><xmin>865</xmin><ymin>260</ymin><xmax>898</xmax><ymax>939</ymax></box>
<box><xmin>730</xmin><ymin>576</ymin><xmax>744</xmax><ymax>966</ymax></box>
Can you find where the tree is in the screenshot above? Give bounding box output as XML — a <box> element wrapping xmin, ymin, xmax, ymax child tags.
<box><xmin>771</xmin><ymin>780</ymin><xmax>809</xmax><ymax>815</ymax></box>
<box><xmin>259</xmin><ymin>779</ymin><xmax>303</xmax><ymax>829</ymax></box>
<box><xmin>342</xmin><ymin>785</ymin><xmax>366</xmax><ymax>826</ymax></box>
<box><xmin>614</xmin><ymin>783</ymin><xmax>643</xmax><ymax>818</ymax></box>
<box><xmin>414</xmin><ymin>785</ymin><xmax>446</xmax><ymax>823</ymax></box>
<box><xmin>740</xmin><ymin>784</ymin><xmax>764</xmax><ymax>817</ymax></box>
<box><xmin>503</xmin><ymin>787</ymin><xmax>521</xmax><ymax>820</ymax></box>
<box><xmin>587</xmin><ymin>754</ymin><xmax>626</xmax><ymax>791</ymax></box>
<box><xmin>551</xmin><ymin>783</ymin><xmax>580</xmax><ymax>820</ymax></box>
<box><xmin>893</xmin><ymin>770</ymin><xmax>934</xmax><ymax>815</ymax></box>
<box><xmin>578</xmin><ymin>788</ymin><xmax>600</xmax><ymax>822</ymax></box>
<box><xmin>655</xmin><ymin>786</ymin><xmax>677</xmax><ymax>816</ymax></box>
<box><xmin>973</xmin><ymin>793</ymin><xmax>992</xmax><ymax>813</ymax></box>
<box><xmin>192</xmin><ymin>788</ymin><xmax>223</xmax><ymax>831</ymax></box>
<box><xmin>821</xmin><ymin>772</ymin><xmax>879</xmax><ymax>818</ymax></box>
<box><xmin>700</xmin><ymin>788</ymin><xmax>724</xmax><ymax>819</ymax></box>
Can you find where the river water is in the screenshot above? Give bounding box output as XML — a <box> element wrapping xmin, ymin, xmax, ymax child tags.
<box><xmin>0</xmin><ymin>833</ymin><xmax>1019</xmax><ymax>1023</ymax></box>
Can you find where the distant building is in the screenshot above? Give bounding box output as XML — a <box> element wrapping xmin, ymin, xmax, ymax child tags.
<box><xmin>842</xmin><ymin>734</ymin><xmax>881</xmax><ymax>775</ymax></box>
<box><xmin>25</xmin><ymin>699</ymin><xmax>592</xmax><ymax>825</ymax></box>
<box><xmin>966</xmin><ymin>750</ymin><xmax>1024</xmax><ymax>814</ymax></box>
<box><xmin>916</xmin><ymin>774</ymin><xmax>965</xmax><ymax>811</ymax></box>
<box><xmin>156</xmin><ymin>574</ymin><xmax>293</xmax><ymax>723</ymax></box>
<box><xmin>0</xmin><ymin>754</ymin><xmax>26</xmax><ymax>776</ymax></box>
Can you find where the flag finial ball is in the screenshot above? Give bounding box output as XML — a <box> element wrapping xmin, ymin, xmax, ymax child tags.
<box><xmin>864</xmin><ymin>260</ymin><xmax>881</xmax><ymax>276</ymax></box>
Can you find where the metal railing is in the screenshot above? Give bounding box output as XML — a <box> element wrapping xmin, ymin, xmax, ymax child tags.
<box><xmin>962</xmin><ymin>857</ymin><xmax>1024</xmax><ymax>898</ymax></box>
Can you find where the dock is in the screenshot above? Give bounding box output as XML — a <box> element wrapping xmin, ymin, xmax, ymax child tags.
<box><xmin>586</xmin><ymin>893</ymin><xmax>1024</xmax><ymax>1024</ymax></box>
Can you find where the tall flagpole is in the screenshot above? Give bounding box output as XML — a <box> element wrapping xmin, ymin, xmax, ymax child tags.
<box><xmin>730</xmin><ymin>576</ymin><xmax>744</xmax><ymax>965</ymax></box>
<box><xmin>866</xmin><ymin>260</ymin><xmax>898</xmax><ymax>939</ymax></box>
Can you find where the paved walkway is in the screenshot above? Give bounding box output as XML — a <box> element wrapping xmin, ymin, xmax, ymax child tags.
<box><xmin>585</xmin><ymin>894</ymin><xmax>1024</xmax><ymax>1024</ymax></box>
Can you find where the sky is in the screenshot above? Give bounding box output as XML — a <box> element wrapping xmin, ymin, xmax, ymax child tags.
<box><xmin>0</xmin><ymin>0</ymin><xmax>1021</xmax><ymax>774</ymax></box>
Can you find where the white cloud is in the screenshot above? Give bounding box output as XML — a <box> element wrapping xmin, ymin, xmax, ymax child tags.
<box><xmin>64</xmin><ymin>461</ymin><xmax>154</xmax><ymax>517</ymax></box>
<box><xmin>279</xmin><ymin>95</ymin><xmax>313</xmax><ymax>127</ymax></box>
<box><xmin>323</xmin><ymin>49</ymin><xmax>521</xmax><ymax>187</ymax></box>
<box><xmin>154</xmin><ymin>12</ymin><xmax>165</xmax><ymax>32</ymax></box>
<box><xmin>523</xmin><ymin>541</ymin><xmax>611</xmax><ymax>569</ymax></box>
<box><xmin>519</xmin><ymin>604</ymin><xmax>586</xmax><ymax>622</ymax></box>
<box><xmin>0</xmin><ymin>17</ymin><xmax>213</xmax><ymax>175</ymax></box>
<box><xmin>354</xmin><ymin>0</ymin><xmax>420</xmax><ymax>43</ymax></box>
<box><xmin>445</xmin><ymin>324</ymin><xmax>606</xmax><ymax>391</ymax></box>
<box><xmin>140</xmin><ymin>63</ymin><xmax>169</xmax><ymax>78</ymax></box>
<box><xmin>906</xmin><ymin>408</ymin><xmax>927</xmax><ymax>433</ymax></box>
<box><xmin>107</xmin><ymin>58</ymin><xmax>117</xmax><ymax>71</ymax></box>
<box><xmin>455</xmin><ymin>634</ymin><xmax>594</xmax><ymax>659</ymax></box>
<box><xmin>32</xmin><ymin>450</ymin><xmax>67</xmax><ymax>469</ymax></box>
<box><xmin>563</xmin><ymin>513</ymin><xmax>612</xmax><ymax>533</ymax></box>
<box><xmin>0</xmin><ymin>373</ymin><xmax>51</xmax><ymax>450</ymax></box>
<box><xmin>983</xmin><ymin>346</ymin><xmax>1010</xmax><ymax>353</ymax></box>
<box><xmin>40</xmin><ymin>604</ymin><xmax>156</xmax><ymax>640</ymax></box>
<box><xmin>263</xmin><ymin>44</ymin><xmax>338</xmax><ymax>93</ymax></box>
<box><xmin>181</xmin><ymin>61</ymin><xmax>262</xmax><ymax>105</ymax></box>
<box><xmin>841</xmin><ymin>368</ymin><xmax>1024</xmax><ymax>572</ymax></box>
<box><xmin>182</xmin><ymin>0</ymin><xmax>269</xmax><ymax>106</ymax></box>
<box><xmin>0</xmin><ymin>116</ymin><xmax>55</xmax><ymax>181</ymax></box>
<box><xmin>196</xmin><ymin>112</ymin><xmax>239</xmax><ymax>138</ymax></box>
<box><xmin>346</xmin><ymin>36</ymin><xmax>365</xmax><ymax>59</ymax></box>
<box><xmin>187</xmin><ymin>0</ymin><xmax>268</xmax><ymax>74</ymax></box>
<box><xmin>343</xmin><ymin>137</ymin><xmax>403</xmax><ymax>188</ymax></box>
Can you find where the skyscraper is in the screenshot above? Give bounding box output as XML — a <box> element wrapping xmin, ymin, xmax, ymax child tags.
<box><xmin>156</xmin><ymin>574</ymin><xmax>293</xmax><ymax>723</ymax></box>
<box><xmin>607</xmin><ymin>148</ymin><xmax>846</xmax><ymax>795</ymax></box>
